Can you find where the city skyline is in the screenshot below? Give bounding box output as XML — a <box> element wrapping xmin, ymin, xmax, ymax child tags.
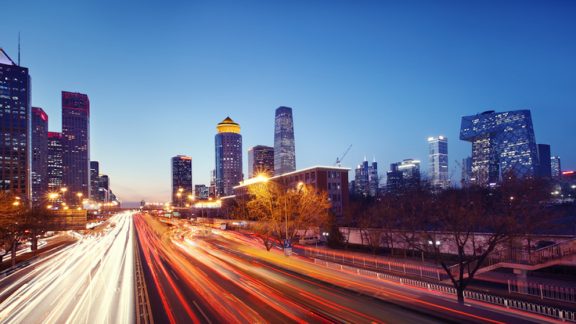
<box><xmin>1</xmin><ymin>1</ymin><xmax>575</xmax><ymax>203</ymax></box>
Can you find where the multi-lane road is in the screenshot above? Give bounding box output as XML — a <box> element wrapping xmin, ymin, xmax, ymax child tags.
<box><xmin>0</xmin><ymin>212</ymin><xmax>135</xmax><ymax>324</ymax></box>
<box><xmin>134</xmin><ymin>214</ymin><xmax>548</xmax><ymax>324</ymax></box>
<box><xmin>0</xmin><ymin>212</ymin><xmax>556</xmax><ymax>323</ymax></box>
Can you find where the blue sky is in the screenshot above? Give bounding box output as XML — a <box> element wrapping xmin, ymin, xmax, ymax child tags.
<box><xmin>1</xmin><ymin>0</ymin><xmax>575</xmax><ymax>203</ymax></box>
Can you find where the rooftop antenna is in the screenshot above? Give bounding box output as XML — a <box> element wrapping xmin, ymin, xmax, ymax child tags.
<box><xmin>18</xmin><ymin>32</ymin><xmax>21</xmax><ymax>66</ymax></box>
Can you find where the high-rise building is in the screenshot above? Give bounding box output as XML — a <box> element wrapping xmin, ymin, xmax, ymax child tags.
<box><xmin>0</xmin><ymin>49</ymin><xmax>31</xmax><ymax>202</ymax></box>
<box><xmin>386</xmin><ymin>159</ymin><xmax>421</xmax><ymax>192</ymax></box>
<box><xmin>171</xmin><ymin>155</ymin><xmax>193</xmax><ymax>207</ymax></box>
<box><xmin>194</xmin><ymin>184</ymin><xmax>209</xmax><ymax>200</ymax></box>
<box><xmin>47</xmin><ymin>132</ymin><xmax>63</xmax><ymax>191</ymax></box>
<box><xmin>537</xmin><ymin>144</ymin><xmax>551</xmax><ymax>178</ymax></box>
<box><xmin>90</xmin><ymin>161</ymin><xmax>100</xmax><ymax>201</ymax></box>
<box><xmin>274</xmin><ymin>106</ymin><xmax>296</xmax><ymax>176</ymax></box>
<box><xmin>428</xmin><ymin>136</ymin><xmax>449</xmax><ymax>190</ymax></box>
<box><xmin>98</xmin><ymin>174</ymin><xmax>110</xmax><ymax>202</ymax></box>
<box><xmin>215</xmin><ymin>117</ymin><xmax>243</xmax><ymax>196</ymax></box>
<box><xmin>461</xmin><ymin>156</ymin><xmax>473</xmax><ymax>187</ymax></box>
<box><xmin>460</xmin><ymin>110</ymin><xmax>539</xmax><ymax>186</ymax></box>
<box><xmin>248</xmin><ymin>145</ymin><xmax>274</xmax><ymax>178</ymax></box>
<box><xmin>354</xmin><ymin>158</ymin><xmax>378</xmax><ymax>197</ymax></box>
<box><xmin>62</xmin><ymin>91</ymin><xmax>90</xmax><ymax>199</ymax></box>
<box><xmin>31</xmin><ymin>107</ymin><xmax>49</xmax><ymax>206</ymax></box>
<box><xmin>551</xmin><ymin>156</ymin><xmax>561</xmax><ymax>178</ymax></box>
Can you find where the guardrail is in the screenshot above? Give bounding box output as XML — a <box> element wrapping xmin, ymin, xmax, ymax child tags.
<box><xmin>302</xmin><ymin>248</ymin><xmax>445</xmax><ymax>281</ymax></box>
<box><xmin>314</xmin><ymin>258</ymin><xmax>576</xmax><ymax>322</ymax></box>
<box><xmin>509</xmin><ymin>279</ymin><xmax>576</xmax><ymax>304</ymax></box>
<box><xmin>133</xmin><ymin>233</ymin><xmax>154</xmax><ymax>324</ymax></box>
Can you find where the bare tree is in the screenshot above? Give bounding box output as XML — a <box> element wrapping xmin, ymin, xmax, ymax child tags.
<box><xmin>0</xmin><ymin>193</ymin><xmax>26</xmax><ymax>266</ymax></box>
<box><xmin>246</xmin><ymin>181</ymin><xmax>330</xmax><ymax>251</ymax></box>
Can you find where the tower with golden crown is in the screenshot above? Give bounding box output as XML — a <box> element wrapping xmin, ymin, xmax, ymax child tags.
<box><xmin>215</xmin><ymin>117</ymin><xmax>243</xmax><ymax>196</ymax></box>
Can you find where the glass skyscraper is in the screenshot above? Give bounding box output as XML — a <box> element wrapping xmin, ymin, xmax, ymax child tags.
<box><xmin>551</xmin><ymin>156</ymin><xmax>561</xmax><ymax>178</ymax></box>
<box><xmin>215</xmin><ymin>117</ymin><xmax>243</xmax><ymax>196</ymax></box>
<box><xmin>0</xmin><ymin>49</ymin><xmax>31</xmax><ymax>202</ymax></box>
<box><xmin>386</xmin><ymin>159</ymin><xmax>421</xmax><ymax>192</ymax></box>
<box><xmin>428</xmin><ymin>136</ymin><xmax>449</xmax><ymax>190</ymax></box>
<box><xmin>31</xmin><ymin>107</ymin><xmax>49</xmax><ymax>206</ymax></box>
<box><xmin>90</xmin><ymin>161</ymin><xmax>100</xmax><ymax>201</ymax></box>
<box><xmin>274</xmin><ymin>106</ymin><xmax>296</xmax><ymax>176</ymax></box>
<box><xmin>460</xmin><ymin>110</ymin><xmax>539</xmax><ymax>186</ymax></box>
<box><xmin>62</xmin><ymin>91</ymin><xmax>90</xmax><ymax>199</ymax></box>
<box><xmin>354</xmin><ymin>158</ymin><xmax>378</xmax><ymax>197</ymax></box>
<box><xmin>171</xmin><ymin>155</ymin><xmax>193</xmax><ymax>206</ymax></box>
<box><xmin>47</xmin><ymin>132</ymin><xmax>63</xmax><ymax>191</ymax></box>
<box><xmin>248</xmin><ymin>145</ymin><xmax>274</xmax><ymax>178</ymax></box>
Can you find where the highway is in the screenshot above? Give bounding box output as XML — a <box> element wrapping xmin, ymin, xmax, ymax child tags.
<box><xmin>0</xmin><ymin>211</ymin><xmax>135</xmax><ymax>324</ymax></box>
<box><xmin>135</xmin><ymin>214</ymin><xmax>545</xmax><ymax>324</ymax></box>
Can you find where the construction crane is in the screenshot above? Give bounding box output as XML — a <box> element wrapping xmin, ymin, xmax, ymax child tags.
<box><xmin>335</xmin><ymin>144</ymin><xmax>352</xmax><ymax>167</ymax></box>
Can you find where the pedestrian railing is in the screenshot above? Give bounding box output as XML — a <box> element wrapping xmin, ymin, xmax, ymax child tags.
<box><xmin>314</xmin><ymin>258</ymin><xmax>576</xmax><ymax>323</ymax></box>
<box><xmin>303</xmin><ymin>248</ymin><xmax>445</xmax><ymax>281</ymax></box>
<box><xmin>509</xmin><ymin>279</ymin><xmax>576</xmax><ymax>304</ymax></box>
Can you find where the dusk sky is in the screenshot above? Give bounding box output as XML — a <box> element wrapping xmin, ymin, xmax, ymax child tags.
<box><xmin>1</xmin><ymin>0</ymin><xmax>575</xmax><ymax>203</ymax></box>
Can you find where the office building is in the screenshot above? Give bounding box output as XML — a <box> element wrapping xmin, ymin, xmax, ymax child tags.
<box><xmin>172</xmin><ymin>155</ymin><xmax>193</xmax><ymax>206</ymax></box>
<box><xmin>234</xmin><ymin>166</ymin><xmax>350</xmax><ymax>222</ymax></box>
<box><xmin>248</xmin><ymin>145</ymin><xmax>274</xmax><ymax>178</ymax></box>
<box><xmin>98</xmin><ymin>174</ymin><xmax>110</xmax><ymax>202</ymax></box>
<box><xmin>215</xmin><ymin>117</ymin><xmax>243</xmax><ymax>196</ymax></box>
<box><xmin>537</xmin><ymin>144</ymin><xmax>551</xmax><ymax>178</ymax></box>
<box><xmin>90</xmin><ymin>161</ymin><xmax>100</xmax><ymax>201</ymax></box>
<box><xmin>460</xmin><ymin>110</ymin><xmax>539</xmax><ymax>186</ymax></box>
<box><xmin>353</xmin><ymin>158</ymin><xmax>378</xmax><ymax>197</ymax></box>
<box><xmin>31</xmin><ymin>107</ymin><xmax>49</xmax><ymax>206</ymax></box>
<box><xmin>386</xmin><ymin>159</ymin><xmax>421</xmax><ymax>192</ymax></box>
<box><xmin>194</xmin><ymin>184</ymin><xmax>209</xmax><ymax>200</ymax></box>
<box><xmin>62</xmin><ymin>91</ymin><xmax>90</xmax><ymax>199</ymax></box>
<box><xmin>0</xmin><ymin>49</ymin><xmax>31</xmax><ymax>201</ymax></box>
<box><xmin>551</xmin><ymin>156</ymin><xmax>561</xmax><ymax>178</ymax></box>
<box><xmin>274</xmin><ymin>106</ymin><xmax>296</xmax><ymax>175</ymax></box>
<box><xmin>428</xmin><ymin>136</ymin><xmax>449</xmax><ymax>190</ymax></box>
<box><xmin>47</xmin><ymin>132</ymin><xmax>63</xmax><ymax>191</ymax></box>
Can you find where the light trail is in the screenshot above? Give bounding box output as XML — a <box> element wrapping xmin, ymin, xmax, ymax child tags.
<box><xmin>0</xmin><ymin>211</ymin><xmax>136</xmax><ymax>324</ymax></box>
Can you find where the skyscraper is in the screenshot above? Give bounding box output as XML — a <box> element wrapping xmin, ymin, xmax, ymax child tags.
<box><xmin>0</xmin><ymin>49</ymin><xmax>31</xmax><ymax>202</ymax></box>
<box><xmin>537</xmin><ymin>144</ymin><xmax>551</xmax><ymax>178</ymax></box>
<box><xmin>31</xmin><ymin>107</ymin><xmax>49</xmax><ymax>206</ymax></box>
<box><xmin>215</xmin><ymin>117</ymin><xmax>243</xmax><ymax>196</ymax></box>
<box><xmin>248</xmin><ymin>145</ymin><xmax>274</xmax><ymax>178</ymax></box>
<box><xmin>90</xmin><ymin>161</ymin><xmax>100</xmax><ymax>200</ymax></box>
<box><xmin>460</xmin><ymin>110</ymin><xmax>539</xmax><ymax>186</ymax></box>
<box><xmin>171</xmin><ymin>155</ymin><xmax>193</xmax><ymax>206</ymax></box>
<box><xmin>62</xmin><ymin>91</ymin><xmax>90</xmax><ymax>199</ymax></box>
<box><xmin>274</xmin><ymin>106</ymin><xmax>296</xmax><ymax>176</ymax></box>
<box><xmin>428</xmin><ymin>136</ymin><xmax>449</xmax><ymax>190</ymax></box>
<box><xmin>386</xmin><ymin>159</ymin><xmax>421</xmax><ymax>193</ymax></box>
<box><xmin>551</xmin><ymin>156</ymin><xmax>561</xmax><ymax>178</ymax></box>
<box><xmin>47</xmin><ymin>132</ymin><xmax>63</xmax><ymax>191</ymax></box>
<box><xmin>354</xmin><ymin>158</ymin><xmax>378</xmax><ymax>197</ymax></box>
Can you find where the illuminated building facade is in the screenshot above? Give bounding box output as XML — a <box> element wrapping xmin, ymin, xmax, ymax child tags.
<box><xmin>215</xmin><ymin>117</ymin><xmax>243</xmax><ymax>196</ymax></box>
<box><xmin>248</xmin><ymin>145</ymin><xmax>274</xmax><ymax>178</ymax></box>
<box><xmin>551</xmin><ymin>156</ymin><xmax>561</xmax><ymax>178</ymax></box>
<box><xmin>234</xmin><ymin>166</ymin><xmax>350</xmax><ymax>222</ymax></box>
<box><xmin>62</xmin><ymin>91</ymin><xmax>90</xmax><ymax>198</ymax></box>
<box><xmin>172</xmin><ymin>155</ymin><xmax>193</xmax><ymax>206</ymax></box>
<box><xmin>47</xmin><ymin>132</ymin><xmax>63</xmax><ymax>190</ymax></box>
<box><xmin>31</xmin><ymin>107</ymin><xmax>49</xmax><ymax>205</ymax></box>
<box><xmin>386</xmin><ymin>159</ymin><xmax>421</xmax><ymax>192</ymax></box>
<box><xmin>0</xmin><ymin>49</ymin><xmax>31</xmax><ymax>201</ymax></box>
<box><xmin>460</xmin><ymin>110</ymin><xmax>539</xmax><ymax>186</ymax></box>
<box><xmin>90</xmin><ymin>161</ymin><xmax>100</xmax><ymax>201</ymax></box>
<box><xmin>428</xmin><ymin>136</ymin><xmax>449</xmax><ymax>190</ymax></box>
<box><xmin>274</xmin><ymin>106</ymin><xmax>296</xmax><ymax>176</ymax></box>
<box><xmin>354</xmin><ymin>158</ymin><xmax>378</xmax><ymax>197</ymax></box>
